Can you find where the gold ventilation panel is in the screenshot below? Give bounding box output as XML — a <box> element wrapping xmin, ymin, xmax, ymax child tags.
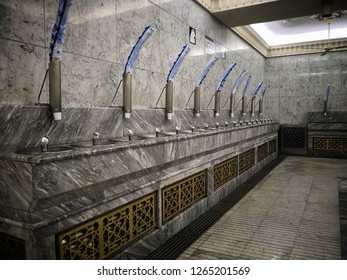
<box><xmin>257</xmin><ymin>143</ymin><xmax>269</xmax><ymax>162</ymax></box>
<box><xmin>214</xmin><ymin>156</ymin><xmax>238</xmax><ymax>189</ymax></box>
<box><xmin>57</xmin><ymin>193</ymin><xmax>156</xmax><ymax>260</ymax></box>
<box><xmin>313</xmin><ymin>138</ymin><xmax>347</xmax><ymax>151</ymax></box>
<box><xmin>239</xmin><ymin>149</ymin><xmax>255</xmax><ymax>174</ymax></box>
<box><xmin>162</xmin><ymin>171</ymin><xmax>206</xmax><ymax>223</ymax></box>
<box><xmin>269</xmin><ymin>139</ymin><xmax>277</xmax><ymax>155</ymax></box>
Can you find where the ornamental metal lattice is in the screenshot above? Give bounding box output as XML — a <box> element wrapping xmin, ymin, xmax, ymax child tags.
<box><xmin>257</xmin><ymin>143</ymin><xmax>268</xmax><ymax>162</ymax></box>
<box><xmin>313</xmin><ymin>138</ymin><xmax>347</xmax><ymax>151</ymax></box>
<box><xmin>239</xmin><ymin>149</ymin><xmax>255</xmax><ymax>174</ymax></box>
<box><xmin>281</xmin><ymin>126</ymin><xmax>306</xmax><ymax>149</ymax></box>
<box><xmin>162</xmin><ymin>171</ymin><xmax>206</xmax><ymax>223</ymax></box>
<box><xmin>57</xmin><ymin>193</ymin><xmax>156</xmax><ymax>260</ymax></box>
<box><xmin>269</xmin><ymin>139</ymin><xmax>277</xmax><ymax>155</ymax></box>
<box><xmin>0</xmin><ymin>232</ymin><xmax>26</xmax><ymax>260</ymax></box>
<box><xmin>214</xmin><ymin>156</ymin><xmax>238</xmax><ymax>189</ymax></box>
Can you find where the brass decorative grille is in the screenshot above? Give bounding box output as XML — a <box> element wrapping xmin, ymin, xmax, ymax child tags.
<box><xmin>257</xmin><ymin>143</ymin><xmax>268</xmax><ymax>162</ymax></box>
<box><xmin>281</xmin><ymin>126</ymin><xmax>306</xmax><ymax>149</ymax></box>
<box><xmin>57</xmin><ymin>193</ymin><xmax>156</xmax><ymax>260</ymax></box>
<box><xmin>0</xmin><ymin>232</ymin><xmax>26</xmax><ymax>260</ymax></box>
<box><xmin>162</xmin><ymin>171</ymin><xmax>206</xmax><ymax>223</ymax></box>
<box><xmin>313</xmin><ymin>138</ymin><xmax>347</xmax><ymax>151</ymax></box>
<box><xmin>239</xmin><ymin>149</ymin><xmax>255</xmax><ymax>174</ymax></box>
<box><xmin>269</xmin><ymin>139</ymin><xmax>277</xmax><ymax>155</ymax></box>
<box><xmin>214</xmin><ymin>156</ymin><xmax>238</xmax><ymax>189</ymax></box>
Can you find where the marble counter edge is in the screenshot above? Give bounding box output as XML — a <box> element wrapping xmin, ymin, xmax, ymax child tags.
<box><xmin>0</xmin><ymin>122</ymin><xmax>279</xmax><ymax>164</ymax></box>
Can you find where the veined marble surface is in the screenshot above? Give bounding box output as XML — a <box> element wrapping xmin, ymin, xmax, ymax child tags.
<box><xmin>0</xmin><ymin>0</ymin><xmax>265</xmax><ymax>110</ymax></box>
<box><xmin>0</xmin><ymin>99</ymin><xmax>278</xmax><ymax>260</ymax></box>
<box><xmin>265</xmin><ymin>52</ymin><xmax>347</xmax><ymax>125</ymax></box>
<box><xmin>0</xmin><ymin>120</ymin><xmax>278</xmax><ymax>225</ymax></box>
<box><xmin>307</xmin><ymin>111</ymin><xmax>347</xmax><ymax>123</ymax></box>
<box><xmin>307</xmin><ymin>111</ymin><xmax>347</xmax><ymax>158</ymax></box>
<box><xmin>0</xmin><ymin>105</ymin><xmax>273</xmax><ymax>152</ymax></box>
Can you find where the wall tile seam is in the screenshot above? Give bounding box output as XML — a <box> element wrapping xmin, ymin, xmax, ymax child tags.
<box><xmin>0</xmin><ymin>36</ymin><xmax>46</xmax><ymax>50</ymax></box>
<box><xmin>0</xmin><ymin>36</ymin><xmax>125</xmax><ymax>67</ymax></box>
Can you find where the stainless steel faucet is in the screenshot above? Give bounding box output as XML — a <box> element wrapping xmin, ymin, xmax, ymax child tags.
<box><xmin>41</xmin><ymin>136</ymin><xmax>49</xmax><ymax>152</ymax></box>
<box><xmin>92</xmin><ymin>132</ymin><xmax>100</xmax><ymax>145</ymax></box>
<box><xmin>128</xmin><ymin>129</ymin><xmax>134</xmax><ymax>141</ymax></box>
<box><xmin>175</xmin><ymin>126</ymin><xmax>180</xmax><ymax>134</ymax></box>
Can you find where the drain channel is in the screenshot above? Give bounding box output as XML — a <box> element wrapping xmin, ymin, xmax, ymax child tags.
<box><xmin>145</xmin><ymin>155</ymin><xmax>286</xmax><ymax>260</ymax></box>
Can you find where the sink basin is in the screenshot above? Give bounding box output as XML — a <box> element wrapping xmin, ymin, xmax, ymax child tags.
<box><xmin>15</xmin><ymin>146</ymin><xmax>74</xmax><ymax>155</ymax></box>
<box><xmin>109</xmin><ymin>135</ymin><xmax>147</xmax><ymax>142</ymax></box>
<box><xmin>161</xmin><ymin>131</ymin><xmax>179</xmax><ymax>136</ymax></box>
<box><xmin>180</xmin><ymin>129</ymin><xmax>193</xmax><ymax>134</ymax></box>
<box><xmin>141</xmin><ymin>133</ymin><xmax>168</xmax><ymax>139</ymax></box>
<box><xmin>71</xmin><ymin>139</ymin><xmax>118</xmax><ymax>148</ymax></box>
<box><xmin>194</xmin><ymin>128</ymin><xmax>208</xmax><ymax>132</ymax></box>
<box><xmin>180</xmin><ymin>129</ymin><xmax>201</xmax><ymax>134</ymax></box>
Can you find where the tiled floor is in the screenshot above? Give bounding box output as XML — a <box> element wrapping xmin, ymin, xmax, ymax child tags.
<box><xmin>178</xmin><ymin>156</ymin><xmax>347</xmax><ymax>260</ymax></box>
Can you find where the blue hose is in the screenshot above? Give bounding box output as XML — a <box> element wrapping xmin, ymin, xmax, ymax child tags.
<box><xmin>252</xmin><ymin>81</ymin><xmax>264</xmax><ymax>99</ymax></box>
<box><xmin>124</xmin><ymin>25</ymin><xmax>155</xmax><ymax>74</ymax></box>
<box><xmin>216</xmin><ymin>62</ymin><xmax>237</xmax><ymax>92</ymax></box>
<box><xmin>243</xmin><ymin>75</ymin><xmax>253</xmax><ymax>96</ymax></box>
<box><xmin>260</xmin><ymin>84</ymin><xmax>268</xmax><ymax>100</ymax></box>
<box><xmin>324</xmin><ymin>84</ymin><xmax>330</xmax><ymax>101</ymax></box>
<box><xmin>167</xmin><ymin>45</ymin><xmax>190</xmax><ymax>82</ymax></box>
<box><xmin>196</xmin><ymin>55</ymin><xmax>219</xmax><ymax>86</ymax></box>
<box><xmin>231</xmin><ymin>70</ymin><xmax>248</xmax><ymax>94</ymax></box>
<box><xmin>49</xmin><ymin>0</ymin><xmax>73</xmax><ymax>61</ymax></box>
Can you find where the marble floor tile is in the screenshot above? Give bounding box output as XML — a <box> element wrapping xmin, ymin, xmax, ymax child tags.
<box><xmin>179</xmin><ymin>156</ymin><xmax>347</xmax><ymax>260</ymax></box>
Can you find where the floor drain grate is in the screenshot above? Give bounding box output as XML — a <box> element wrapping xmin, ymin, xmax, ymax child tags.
<box><xmin>145</xmin><ymin>155</ymin><xmax>286</xmax><ymax>260</ymax></box>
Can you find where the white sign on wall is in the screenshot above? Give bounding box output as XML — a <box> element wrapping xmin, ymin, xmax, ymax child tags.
<box><xmin>205</xmin><ymin>35</ymin><xmax>215</xmax><ymax>54</ymax></box>
<box><xmin>189</xmin><ymin>27</ymin><xmax>196</xmax><ymax>45</ymax></box>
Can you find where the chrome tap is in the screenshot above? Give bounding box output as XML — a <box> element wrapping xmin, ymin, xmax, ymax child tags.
<box><xmin>128</xmin><ymin>129</ymin><xmax>134</xmax><ymax>141</ymax></box>
<box><xmin>204</xmin><ymin>123</ymin><xmax>209</xmax><ymax>130</ymax></box>
<box><xmin>92</xmin><ymin>132</ymin><xmax>100</xmax><ymax>146</ymax></box>
<box><xmin>215</xmin><ymin>122</ymin><xmax>220</xmax><ymax>129</ymax></box>
<box><xmin>191</xmin><ymin>125</ymin><xmax>195</xmax><ymax>132</ymax></box>
<box><xmin>225</xmin><ymin>121</ymin><xmax>228</xmax><ymax>128</ymax></box>
<box><xmin>41</xmin><ymin>136</ymin><xmax>49</xmax><ymax>152</ymax></box>
<box><xmin>155</xmin><ymin>127</ymin><xmax>161</xmax><ymax>137</ymax></box>
<box><xmin>175</xmin><ymin>126</ymin><xmax>180</xmax><ymax>134</ymax></box>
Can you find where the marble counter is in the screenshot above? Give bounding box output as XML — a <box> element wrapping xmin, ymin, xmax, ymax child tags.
<box><xmin>0</xmin><ymin>121</ymin><xmax>277</xmax><ymax>223</ymax></box>
<box><xmin>307</xmin><ymin>111</ymin><xmax>347</xmax><ymax>158</ymax></box>
<box><xmin>0</xmin><ymin>105</ymin><xmax>279</xmax><ymax>259</ymax></box>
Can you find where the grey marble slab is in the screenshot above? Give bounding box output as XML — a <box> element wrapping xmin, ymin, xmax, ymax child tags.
<box><xmin>308</xmin><ymin>111</ymin><xmax>347</xmax><ymax>123</ymax></box>
<box><xmin>0</xmin><ymin>120</ymin><xmax>278</xmax><ymax>224</ymax></box>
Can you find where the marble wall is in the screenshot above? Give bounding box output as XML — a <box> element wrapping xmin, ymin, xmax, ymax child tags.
<box><xmin>0</xmin><ymin>0</ymin><xmax>265</xmax><ymax>110</ymax></box>
<box><xmin>1</xmin><ymin>0</ymin><xmax>346</xmax><ymax>132</ymax></box>
<box><xmin>265</xmin><ymin>51</ymin><xmax>347</xmax><ymax>124</ymax></box>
